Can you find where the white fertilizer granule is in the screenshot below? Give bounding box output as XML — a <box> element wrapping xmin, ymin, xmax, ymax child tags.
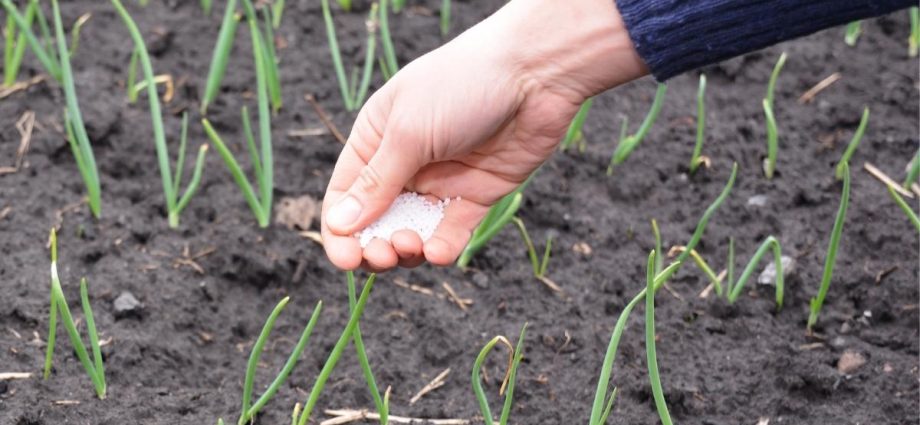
<box><xmin>357</xmin><ymin>192</ymin><xmax>455</xmax><ymax>248</ymax></box>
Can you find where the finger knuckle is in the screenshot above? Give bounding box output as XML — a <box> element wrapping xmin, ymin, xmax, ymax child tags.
<box><xmin>356</xmin><ymin>165</ymin><xmax>386</xmax><ymax>195</ymax></box>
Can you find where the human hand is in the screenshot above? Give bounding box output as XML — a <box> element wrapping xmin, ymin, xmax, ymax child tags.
<box><xmin>321</xmin><ymin>0</ymin><xmax>647</xmax><ymax>271</ymax></box>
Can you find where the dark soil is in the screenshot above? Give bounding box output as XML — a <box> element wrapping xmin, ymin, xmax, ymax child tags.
<box><xmin>1</xmin><ymin>1</ymin><xmax>918</xmax><ymax>424</ymax></box>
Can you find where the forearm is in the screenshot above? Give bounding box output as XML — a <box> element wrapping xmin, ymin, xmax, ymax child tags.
<box><xmin>618</xmin><ymin>0</ymin><xmax>916</xmax><ymax>80</ymax></box>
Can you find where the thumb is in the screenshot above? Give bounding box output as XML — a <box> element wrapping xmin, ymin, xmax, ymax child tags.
<box><xmin>325</xmin><ymin>135</ymin><xmax>422</xmax><ymax>236</ymax></box>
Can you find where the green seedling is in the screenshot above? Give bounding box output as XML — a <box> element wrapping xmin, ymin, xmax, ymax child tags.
<box><xmin>391</xmin><ymin>0</ymin><xmax>405</xmax><ymax>13</ymax></box>
<box><xmin>201</xmin><ymin>0</ymin><xmax>213</xmax><ymax>15</ymax></box>
<box><xmin>886</xmin><ymin>184</ymin><xmax>920</xmax><ymax>232</ymax></box>
<box><xmin>241</xmin><ymin>0</ymin><xmax>282</xmax><ymax>113</ymax></box>
<box><xmin>295</xmin><ymin>274</ymin><xmax>377</xmax><ymax>425</ymax></box>
<box><xmin>202</xmin><ymin>14</ymin><xmax>274</xmax><ymax>227</ymax></box>
<box><xmin>561</xmin><ymin>97</ymin><xmax>593</xmax><ymax>152</ymax></box>
<box><xmin>237</xmin><ymin>297</ymin><xmax>322</xmax><ymax>425</ymax></box>
<box><xmin>589</xmin><ymin>165</ymin><xmax>736</xmax><ymax>425</ymax></box>
<box><xmin>471</xmin><ymin>324</ymin><xmax>527</xmax><ymax>425</ymax></box>
<box><xmin>456</xmin><ymin>191</ymin><xmax>523</xmax><ymax>268</ymax></box>
<box><xmin>200</xmin><ymin>0</ymin><xmax>240</xmax><ymax>115</ymax></box>
<box><xmin>336</xmin><ymin>0</ymin><xmax>351</xmax><ymax>12</ymax></box>
<box><xmin>1</xmin><ymin>0</ymin><xmax>61</xmax><ymax>82</ymax></box>
<box><xmin>910</xmin><ymin>7</ymin><xmax>919</xmax><ymax>57</ymax></box>
<box><xmin>320</xmin><ymin>0</ymin><xmax>378</xmax><ymax>111</ymax></box>
<box><xmin>112</xmin><ymin>0</ymin><xmax>209</xmax><ymax>228</ymax></box>
<box><xmin>607</xmin><ymin>83</ymin><xmax>667</xmax><ymax>174</ymax></box>
<box><xmin>681</xmin><ymin>236</ymin><xmax>785</xmax><ymax>307</ymax></box>
<box><xmin>808</xmin><ymin>162</ymin><xmax>850</xmax><ymax>332</ymax></box>
<box><xmin>845</xmin><ymin>21</ymin><xmax>861</xmax><ymax>46</ymax></box>
<box><xmin>3</xmin><ymin>0</ymin><xmax>38</xmax><ymax>86</ymax></box>
<box><xmin>762</xmin><ymin>52</ymin><xmax>786</xmax><ymax>179</ymax></box>
<box><xmin>49</xmin><ymin>0</ymin><xmax>102</xmax><ymax>218</ymax></box>
<box><xmin>43</xmin><ymin>229</ymin><xmax>106</xmax><ymax>399</ymax></box>
<box><xmin>440</xmin><ymin>0</ymin><xmax>450</xmax><ymax>36</ymax></box>
<box><xmin>347</xmin><ymin>271</ymin><xmax>389</xmax><ymax>425</ymax></box>
<box><xmin>689</xmin><ymin>74</ymin><xmax>708</xmax><ymax>173</ymax></box>
<box><xmin>511</xmin><ymin>217</ymin><xmax>552</xmax><ymax>279</ymax></box>
<box><xmin>836</xmin><ymin>107</ymin><xmax>869</xmax><ymax>180</ymax></box>
<box><xmin>379</xmin><ymin>0</ymin><xmax>398</xmax><ymax>79</ymax></box>
<box><xmin>271</xmin><ymin>0</ymin><xmax>284</xmax><ymax>28</ymax></box>
<box><xmin>645</xmin><ymin>251</ymin><xmax>673</xmax><ymax>425</ymax></box>
<box><xmin>904</xmin><ymin>149</ymin><xmax>919</xmax><ymax>189</ymax></box>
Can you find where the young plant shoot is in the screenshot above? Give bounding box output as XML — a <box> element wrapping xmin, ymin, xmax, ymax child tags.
<box><xmin>844</xmin><ymin>21</ymin><xmax>861</xmax><ymax>46</ymax></box>
<box><xmin>607</xmin><ymin>83</ymin><xmax>667</xmax><ymax>174</ymax></box>
<box><xmin>201</xmin><ymin>0</ymin><xmax>213</xmax><ymax>15</ymax></box>
<box><xmin>237</xmin><ymin>297</ymin><xmax>322</xmax><ymax>425</ymax></box>
<box><xmin>320</xmin><ymin>0</ymin><xmax>378</xmax><ymax>111</ymax></box>
<box><xmin>589</xmin><ymin>164</ymin><xmax>737</xmax><ymax>425</ymax></box>
<box><xmin>295</xmin><ymin>274</ymin><xmax>377</xmax><ymax>425</ymax></box>
<box><xmin>47</xmin><ymin>0</ymin><xmax>102</xmax><ymax>218</ymax></box>
<box><xmin>44</xmin><ymin>229</ymin><xmax>106</xmax><ymax>399</ymax></box>
<box><xmin>910</xmin><ymin>7</ymin><xmax>919</xmax><ymax>57</ymax></box>
<box><xmin>3</xmin><ymin>0</ymin><xmax>39</xmax><ymax>87</ymax></box>
<box><xmin>456</xmin><ymin>191</ymin><xmax>523</xmax><ymax>268</ymax></box>
<box><xmin>512</xmin><ymin>217</ymin><xmax>552</xmax><ymax>278</ymax></box>
<box><xmin>471</xmin><ymin>324</ymin><xmax>527</xmax><ymax>425</ymax></box>
<box><xmin>886</xmin><ymin>184</ymin><xmax>920</xmax><ymax>233</ymax></box>
<box><xmin>689</xmin><ymin>74</ymin><xmax>708</xmax><ymax>173</ymax></box>
<box><xmin>808</xmin><ymin>162</ymin><xmax>851</xmax><ymax>332</ymax></box>
<box><xmin>201</xmin><ymin>0</ymin><xmax>240</xmax><ymax>115</ymax></box>
<box><xmin>112</xmin><ymin>0</ymin><xmax>209</xmax><ymax>228</ymax></box>
<box><xmin>644</xmin><ymin>251</ymin><xmax>673</xmax><ymax>425</ymax></box>
<box><xmin>836</xmin><ymin>107</ymin><xmax>869</xmax><ymax>180</ymax></box>
<box><xmin>242</xmin><ymin>0</ymin><xmax>282</xmax><ymax>113</ymax></box>
<box><xmin>560</xmin><ymin>97</ymin><xmax>593</xmax><ymax>152</ymax></box>
<box><xmin>379</xmin><ymin>0</ymin><xmax>399</xmax><ymax>79</ymax></box>
<box><xmin>202</xmin><ymin>15</ymin><xmax>274</xmax><ymax>227</ymax></box>
<box><xmin>679</xmin><ymin>236</ymin><xmax>785</xmax><ymax>307</ymax></box>
<box><xmin>440</xmin><ymin>0</ymin><xmax>451</xmax><ymax>36</ymax></box>
<box><xmin>1</xmin><ymin>0</ymin><xmax>62</xmax><ymax>82</ymax></box>
<box><xmin>762</xmin><ymin>52</ymin><xmax>786</xmax><ymax>179</ymax></box>
<box><xmin>904</xmin><ymin>149</ymin><xmax>920</xmax><ymax>189</ymax></box>
<box><xmin>347</xmin><ymin>271</ymin><xmax>389</xmax><ymax>425</ymax></box>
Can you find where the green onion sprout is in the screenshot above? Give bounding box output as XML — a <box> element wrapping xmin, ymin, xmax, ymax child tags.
<box><xmin>346</xmin><ymin>271</ymin><xmax>389</xmax><ymax>425</ymax></box>
<box><xmin>560</xmin><ymin>97</ymin><xmax>593</xmax><ymax>152</ymax></box>
<box><xmin>52</xmin><ymin>0</ymin><xmax>102</xmax><ymax>218</ymax></box>
<box><xmin>320</xmin><ymin>0</ymin><xmax>378</xmax><ymax>111</ymax></box>
<box><xmin>379</xmin><ymin>0</ymin><xmax>398</xmax><ymax>79</ymax></box>
<box><xmin>44</xmin><ymin>229</ymin><xmax>106</xmax><ymax>399</ymax></box>
<box><xmin>200</xmin><ymin>0</ymin><xmax>240</xmax><ymax>115</ymax></box>
<box><xmin>836</xmin><ymin>107</ymin><xmax>869</xmax><ymax>180</ymax></box>
<box><xmin>3</xmin><ymin>0</ymin><xmax>38</xmax><ymax>87</ymax></box>
<box><xmin>645</xmin><ymin>251</ymin><xmax>673</xmax><ymax>425</ymax></box>
<box><xmin>336</xmin><ymin>0</ymin><xmax>351</xmax><ymax>12</ymax></box>
<box><xmin>295</xmin><ymin>274</ymin><xmax>377</xmax><ymax>425</ymax></box>
<box><xmin>201</xmin><ymin>0</ymin><xmax>213</xmax><ymax>15</ymax></box>
<box><xmin>471</xmin><ymin>324</ymin><xmax>527</xmax><ymax>425</ymax></box>
<box><xmin>391</xmin><ymin>0</ymin><xmax>404</xmax><ymax>13</ymax></box>
<box><xmin>456</xmin><ymin>191</ymin><xmax>523</xmax><ymax>268</ymax></box>
<box><xmin>440</xmin><ymin>0</ymin><xmax>450</xmax><ymax>36</ymax></box>
<box><xmin>112</xmin><ymin>0</ymin><xmax>209</xmax><ymax>228</ymax></box>
<box><xmin>886</xmin><ymin>184</ymin><xmax>920</xmax><ymax>233</ymax></box>
<box><xmin>1</xmin><ymin>0</ymin><xmax>62</xmax><ymax>82</ymax></box>
<box><xmin>910</xmin><ymin>7</ymin><xmax>919</xmax><ymax>57</ymax></box>
<box><xmin>808</xmin><ymin>162</ymin><xmax>850</xmax><ymax>332</ymax></box>
<box><xmin>607</xmin><ymin>83</ymin><xmax>667</xmax><ymax>174</ymax></box>
<box><xmin>845</xmin><ymin>21</ymin><xmax>861</xmax><ymax>46</ymax></box>
<box><xmin>202</xmin><ymin>13</ymin><xmax>274</xmax><ymax>227</ymax></box>
<box><xmin>271</xmin><ymin>0</ymin><xmax>284</xmax><ymax>28</ymax></box>
<box><xmin>689</xmin><ymin>74</ymin><xmax>707</xmax><ymax>173</ymax></box>
<box><xmin>237</xmin><ymin>297</ymin><xmax>322</xmax><ymax>425</ymax></box>
<box><xmin>725</xmin><ymin>236</ymin><xmax>784</xmax><ymax>307</ymax></box>
<box><xmin>589</xmin><ymin>165</ymin><xmax>736</xmax><ymax>425</ymax></box>
<box><xmin>904</xmin><ymin>149</ymin><xmax>919</xmax><ymax>189</ymax></box>
<box><xmin>762</xmin><ymin>52</ymin><xmax>786</xmax><ymax>179</ymax></box>
<box><xmin>511</xmin><ymin>217</ymin><xmax>552</xmax><ymax>279</ymax></box>
<box><xmin>241</xmin><ymin>0</ymin><xmax>282</xmax><ymax>113</ymax></box>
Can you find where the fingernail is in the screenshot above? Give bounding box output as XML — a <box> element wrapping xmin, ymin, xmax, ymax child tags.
<box><xmin>327</xmin><ymin>195</ymin><xmax>362</xmax><ymax>230</ymax></box>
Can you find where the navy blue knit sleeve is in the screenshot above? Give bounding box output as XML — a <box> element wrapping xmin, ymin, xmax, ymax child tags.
<box><xmin>616</xmin><ymin>0</ymin><xmax>916</xmax><ymax>80</ymax></box>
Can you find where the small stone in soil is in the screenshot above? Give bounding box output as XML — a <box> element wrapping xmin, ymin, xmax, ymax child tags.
<box><xmin>758</xmin><ymin>255</ymin><xmax>796</xmax><ymax>285</ymax></box>
<box><xmin>357</xmin><ymin>192</ymin><xmax>455</xmax><ymax>248</ymax></box>
<box><xmin>113</xmin><ymin>292</ymin><xmax>143</xmax><ymax>320</ymax></box>
<box><xmin>837</xmin><ymin>350</ymin><xmax>867</xmax><ymax>374</ymax></box>
<box><xmin>747</xmin><ymin>194</ymin><xmax>770</xmax><ymax>208</ymax></box>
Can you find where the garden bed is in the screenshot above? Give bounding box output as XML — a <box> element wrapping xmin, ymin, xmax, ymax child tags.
<box><xmin>0</xmin><ymin>1</ymin><xmax>917</xmax><ymax>424</ymax></box>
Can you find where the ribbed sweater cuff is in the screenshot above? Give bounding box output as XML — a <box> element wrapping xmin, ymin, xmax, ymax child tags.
<box><xmin>616</xmin><ymin>0</ymin><xmax>916</xmax><ymax>81</ymax></box>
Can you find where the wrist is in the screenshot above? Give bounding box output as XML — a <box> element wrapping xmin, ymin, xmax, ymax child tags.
<box><xmin>493</xmin><ymin>0</ymin><xmax>648</xmax><ymax>102</ymax></box>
